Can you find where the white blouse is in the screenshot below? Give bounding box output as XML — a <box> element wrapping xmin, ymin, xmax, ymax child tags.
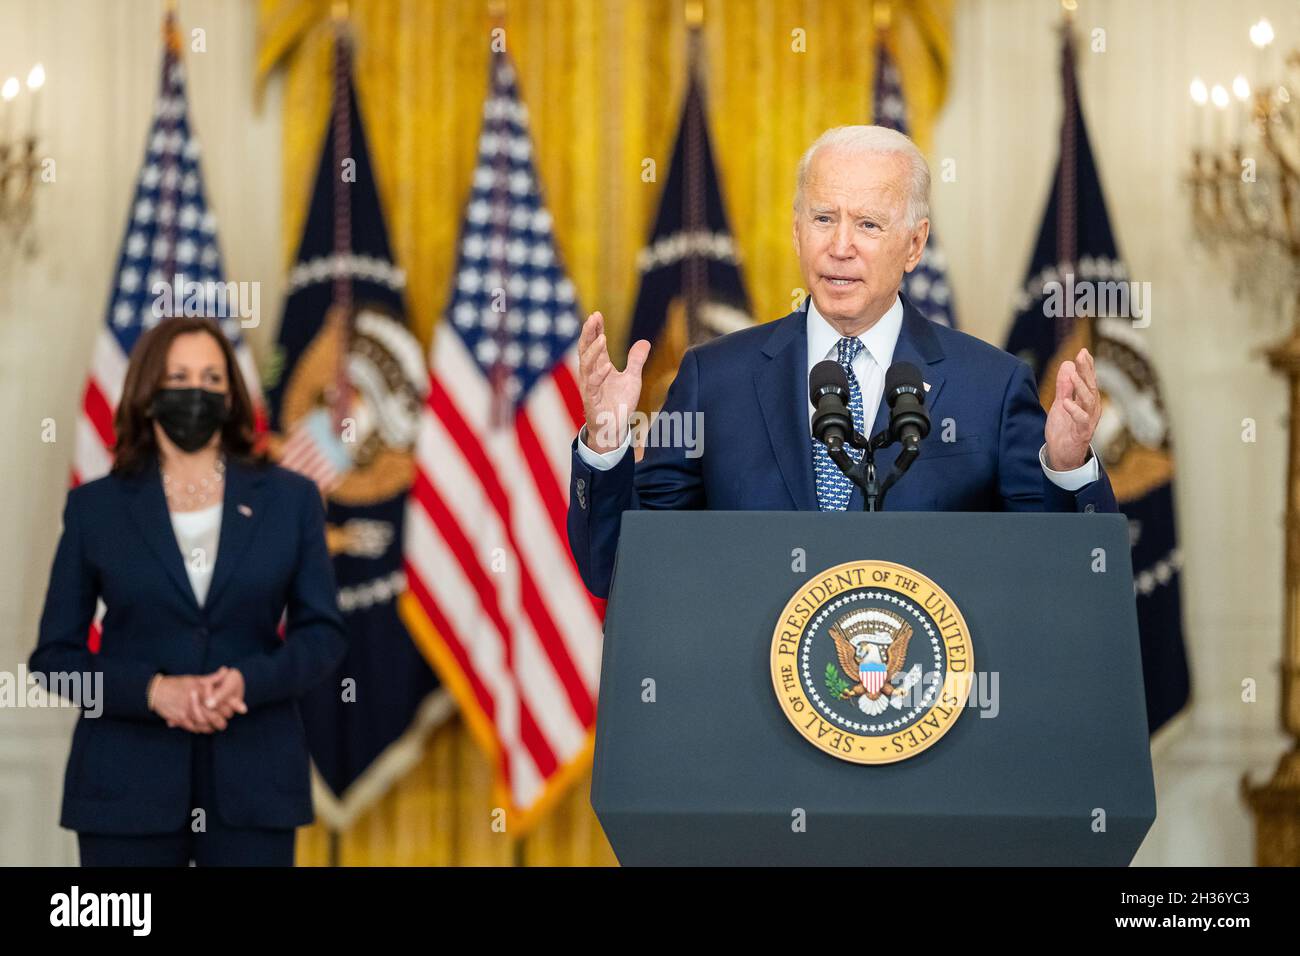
<box><xmin>169</xmin><ymin>503</ymin><xmax>222</xmax><ymax>606</ymax></box>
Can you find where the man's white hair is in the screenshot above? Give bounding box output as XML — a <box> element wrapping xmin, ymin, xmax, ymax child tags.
<box><xmin>793</xmin><ymin>125</ymin><xmax>931</xmax><ymax>229</ymax></box>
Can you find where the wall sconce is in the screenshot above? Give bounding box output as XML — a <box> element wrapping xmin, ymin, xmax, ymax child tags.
<box><xmin>1</xmin><ymin>62</ymin><xmax>46</xmax><ymax>256</ymax></box>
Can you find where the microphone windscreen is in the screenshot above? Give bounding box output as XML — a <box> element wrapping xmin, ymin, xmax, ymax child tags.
<box><xmin>884</xmin><ymin>361</ymin><xmax>924</xmax><ymax>405</ymax></box>
<box><xmin>809</xmin><ymin>360</ymin><xmax>850</xmax><ymax>405</ymax></box>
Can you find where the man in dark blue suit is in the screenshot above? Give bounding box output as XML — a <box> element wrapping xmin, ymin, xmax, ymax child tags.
<box><xmin>568</xmin><ymin>125</ymin><xmax>1116</xmax><ymax>599</ymax></box>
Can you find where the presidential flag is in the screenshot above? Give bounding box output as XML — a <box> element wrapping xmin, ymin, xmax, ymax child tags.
<box><xmin>265</xmin><ymin>24</ymin><xmax>444</xmax><ymax>827</ymax></box>
<box><xmin>1005</xmin><ymin>26</ymin><xmax>1189</xmax><ymax>733</ymax></box>
<box><xmin>73</xmin><ymin>12</ymin><xmax>263</xmax><ymax>649</ymax></box>
<box><xmin>872</xmin><ymin>34</ymin><xmax>957</xmax><ymax>329</ymax></box>
<box><xmin>628</xmin><ymin>26</ymin><xmax>752</xmax><ymax>415</ymax></box>
<box><xmin>399</xmin><ymin>51</ymin><xmax>603</xmax><ymax>831</ymax></box>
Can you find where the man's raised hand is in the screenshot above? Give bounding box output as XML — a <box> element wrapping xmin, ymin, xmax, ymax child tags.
<box><xmin>578</xmin><ymin>311</ymin><xmax>651</xmax><ymax>454</ymax></box>
<box><xmin>1044</xmin><ymin>347</ymin><xmax>1102</xmax><ymax>471</ymax></box>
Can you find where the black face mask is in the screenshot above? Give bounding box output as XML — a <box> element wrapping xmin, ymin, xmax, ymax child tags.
<box><xmin>150</xmin><ymin>388</ymin><xmax>230</xmax><ymax>453</ymax></box>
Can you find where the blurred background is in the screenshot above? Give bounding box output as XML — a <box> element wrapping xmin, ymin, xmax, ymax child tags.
<box><xmin>0</xmin><ymin>0</ymin><xmax>1295</xmax><ymax>866</ymax></box>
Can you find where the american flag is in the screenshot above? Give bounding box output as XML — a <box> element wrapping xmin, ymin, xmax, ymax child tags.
<box><xmin>399</xmin><ymin>52</ymin><xmax>603</xmax><ymax>829</ymax></box>
<box><xmin>73</xmin><ymin>14</ymin><xmax>262</xmax><ymax>649</ymax></box>
<box><xmin>873</xmin><ymin>38</ymin><xmax>958</xmax><ymax>329</ymax></box>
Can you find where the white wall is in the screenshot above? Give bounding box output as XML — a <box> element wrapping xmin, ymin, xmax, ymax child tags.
<box><xmin>0</xmin><ymin>0</ymin><xmax>1293</xmax><ymax>865</ymax></box>
<box><xmin>0</xmin><ymin>0</ymin><xmax>281</xmax><ymax>865</ymax></box>
<box><xmin>932</xmin><ymin>0</ymin><xmax>1296</xmax><ymax>865</ymax></box>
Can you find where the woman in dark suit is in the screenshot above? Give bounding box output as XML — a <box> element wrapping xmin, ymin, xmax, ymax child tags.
<box><xmin>31</xmin><ymin>316</ymin><xmax>347</xmax><ymax>866</ymax></box>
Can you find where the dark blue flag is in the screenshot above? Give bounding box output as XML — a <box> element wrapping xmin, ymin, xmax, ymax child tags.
<box><xmin>265</xmin><ymin>25</ymin><xmax>445</xmax><ymax>827</ymax></box>
<box><xmin>1005</xmin><ymin>27</ymin><xmax>1189</xmax><ymax>734</ymax></box>
<box><xmin>629</xmin><ymin>29</ymin><xmax>751</xmax><ymax>414</ymax></box>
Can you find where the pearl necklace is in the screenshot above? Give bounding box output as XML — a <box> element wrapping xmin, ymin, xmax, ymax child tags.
<box><xmin>162</xmin><ymin>455</ymin><xmax>226</xmax><ymax>510</ymax></box>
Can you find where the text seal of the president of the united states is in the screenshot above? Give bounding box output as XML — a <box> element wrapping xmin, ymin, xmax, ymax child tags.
<box><xmin>771</xmin><ymin>560</ymin><xmax>974</xmax><ymax>764</ymax></box>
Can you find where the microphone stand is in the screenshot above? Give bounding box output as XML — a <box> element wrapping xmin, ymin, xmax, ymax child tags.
<box><xmin>826</xmin><ymin>428</ymin><xmax>920</xmax><ymax>512</ymax></box>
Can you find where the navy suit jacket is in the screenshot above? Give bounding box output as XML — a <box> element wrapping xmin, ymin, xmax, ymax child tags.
<box><xmin>30</xmin><ymin>454</ymin><xmax>347</xmax><ymax>835</ymax></box>
<box><xmin>567</xmin><ymin>297</ymin><xmax>1118</xmax><ymax>598</ymax></box>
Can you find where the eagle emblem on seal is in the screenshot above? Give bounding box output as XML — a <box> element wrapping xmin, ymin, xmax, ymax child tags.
<box><xmin>828</xmin><ymin>609</ymin><xmax>924</xmax><ymax>716</ymax></box>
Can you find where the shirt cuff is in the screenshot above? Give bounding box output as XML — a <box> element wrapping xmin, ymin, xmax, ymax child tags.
<box><xmin>576</xmin><ymin>426</ymin><xmax>631</xmax><ymax>471</ymax></box>
<box><xmin>1039</xmin><ymin>443</ymin><xmax>1099</xmax><ymax>491</ymax></box>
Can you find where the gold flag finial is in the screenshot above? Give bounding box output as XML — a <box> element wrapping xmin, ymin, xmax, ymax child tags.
<box><xmin>873</xmin><ymin>1</ymin><xmax>893</xmax><ymax>33</ymax></box>
<box><xmin>163</xmin><ymin>0</ymin><xmax>181</xmax><ymax>51</ymax></box>
<box><xmin>685</xmin><ymin>0</ymin><xmax>704</xmax><ymax>30</ymax></box>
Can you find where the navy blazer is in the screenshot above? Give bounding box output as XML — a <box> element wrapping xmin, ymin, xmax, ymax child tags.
<box><xmin>568</xmin><ymin>297</ymin><xmax>1118</xmax><ymax>598</ymax></box>
<box><xmin>30</xmin><ymin>454</ymin><xmax>348</xmax><ymax>835</ymax></box>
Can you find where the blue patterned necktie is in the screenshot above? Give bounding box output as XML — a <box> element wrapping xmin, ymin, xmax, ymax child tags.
<box><xmin>813</xmin><ymin>336</ymin><xmax>866</xmax><ymax>511</ymax></box>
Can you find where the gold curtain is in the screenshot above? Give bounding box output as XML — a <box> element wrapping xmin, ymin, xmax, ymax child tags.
<box><xmin>257</xmin><ymin>0</ymin><xmax>951</xmax><ymax>867</ymax></box>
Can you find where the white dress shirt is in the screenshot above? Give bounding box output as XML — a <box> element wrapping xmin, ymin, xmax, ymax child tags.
<box><xmin>170</xmin><ymin>503</ymin><xmax>222</xmax><ymax>607</ymax></box>
<box><xmin>576</xmin><ymin>294</ymin><xmax>1098</xmax><ymax>491</ymax></box>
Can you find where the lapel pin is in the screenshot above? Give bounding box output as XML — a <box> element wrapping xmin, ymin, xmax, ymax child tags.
<box><xmin>237</xmin><ymin>504</ymin><xmax>253</xmax><ymax>517</ymax></box>
<box><xmin>923</xmin><ymin>381</ymin><xmax>931</xmax><ymax>392</ymax></box>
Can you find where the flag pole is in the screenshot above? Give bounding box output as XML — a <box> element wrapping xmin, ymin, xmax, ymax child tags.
<box><xmin>871</xmin><ymin>2</ymin><xmax>891</xmax><ymax>125</ymax></box>
<box><xmin>682</xmin><ymin>0</ymin><xmax>706</xmax><ymax>341</ymax></box>
<box><xmin>327</xmin><ymin>0</ymin><xmax>350</xmax><ymax>872</ymax></box>
<box><xmin>485</xmin><ymin>0</ymin><xmax>527</xmax><ymax>866</ymax></box>
<box><xmin>1054</xmin><ymin>1</ymin><xmax>1093</xmax><ymax>353</ymax></box>
<box><xmin>157</xmin><ymin>2</ymin><xmax>183</xmax><ymax>314</ymax></box>
<box><xmin>327</xmin><ymin>5</ymin><xmax>356</xmax><ymax>450</ymax></box>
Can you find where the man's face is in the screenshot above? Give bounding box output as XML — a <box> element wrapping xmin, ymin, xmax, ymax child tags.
<box><xmin>792</xmin><ymin>146</ymin><xmax>929</xmax><ymax>331</ymax></box>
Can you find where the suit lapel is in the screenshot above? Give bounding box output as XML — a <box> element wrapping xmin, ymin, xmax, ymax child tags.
<box><xmin>870</xmin><ymin>297</ymin><xmax>948</xmax><ymax>440</ymax></box>
<box><xmin>755</xmin><ymin>311</ymin><xmax>818</xmax><ymax>511</ymax></box>
<box><xmin>852</xmin><ymin>298</ymin><xmax>948</xmax><ymax>509</ymax></box>
<box><xmin>125</xmin><ymin>457</ymin><xmax>202</xmax><ymax>614</ymax></box>
<box><xmin>205</xmin><ymin>457</ymin><xmax>271</xmax><ymax>610</ymax></box>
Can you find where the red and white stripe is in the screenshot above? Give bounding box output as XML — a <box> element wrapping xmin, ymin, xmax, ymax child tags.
<box><xmin>278</xmin><ymin>418</ymin><xmax>345</xmax><ymax>493</ymax></box>
<box><xmin>403</xmin><ymin>327</ymin><xmax>603</xmax><ymax>815</ymax></box>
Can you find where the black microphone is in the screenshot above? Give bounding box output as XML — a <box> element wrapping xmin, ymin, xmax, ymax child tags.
<box><xmin>884</xmin><ymin>361</ymin><xmax>930</xmax><ymax>451</ymax></box>
<box><xmin>809</xmin><ymin>360</ymin><xmax>853</xmax><ymax>450</ymax></box>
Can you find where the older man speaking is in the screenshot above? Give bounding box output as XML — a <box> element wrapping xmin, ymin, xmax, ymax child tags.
<box><xmin>567</xmin><ymin>125</ymin><xmax>1115</xmax><ymax>599</ymax></box>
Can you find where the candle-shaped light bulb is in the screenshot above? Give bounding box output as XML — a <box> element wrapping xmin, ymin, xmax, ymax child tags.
<box><xmin>1250</xmin><ymin>18</ymin><xmax>1276</xmax><ymax>84</ymax></box>
<box><xmin>1211</xmin><ymin>84</ymin><xmax>1230</xmax><ymax>109</ymax></box>
<box><xmin>1</xmin><ymin>76</ymin><xmax>17</xmax><ymax>144</ymax></box>
<box><xmin>1230</xmin><ymin>75</ymin><xmax>1252</xmax><ymax>141</ymax></box>
<box><xmin>1189</xmin><ymin>78</ymin><xmax>1209</xmax><ymax>150</ymax></box>
<box><xmin>24</xmin><ymin>62</ymin><xmax>44</xmax><ymax>136</ymax></box>
<box><xmin>1250</xmin><ymin>18</ymin><xmax>1275</xmax><ymax>50</ymax></box>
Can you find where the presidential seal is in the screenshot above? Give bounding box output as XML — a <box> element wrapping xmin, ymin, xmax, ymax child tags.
<box><xmin>770</xmin><ymin>560</ymin><xmax>974</xmax><ymax>764</ymax></box>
